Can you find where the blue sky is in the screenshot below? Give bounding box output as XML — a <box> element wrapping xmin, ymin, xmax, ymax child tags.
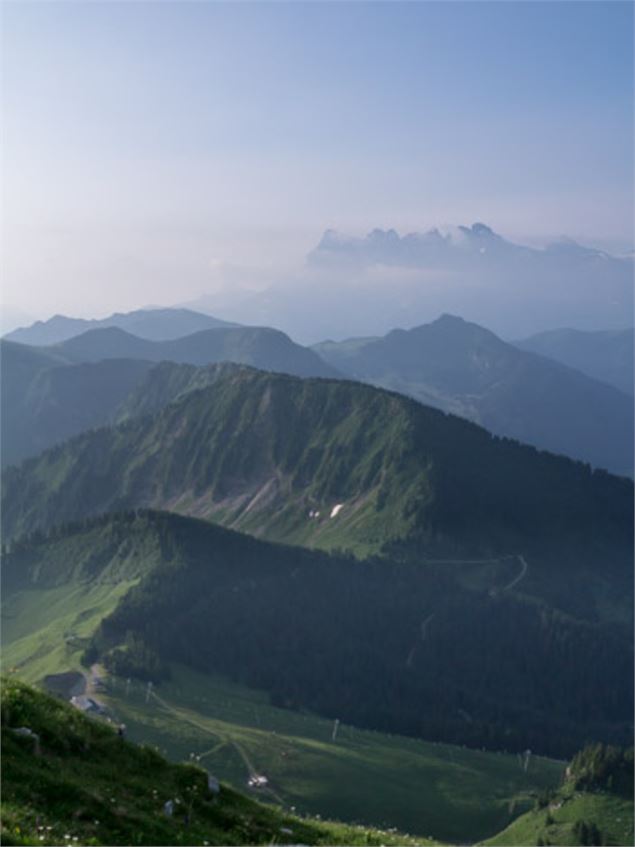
<box><xmin>2</xmin><ymin>1</ymin><xmax>633</xmax><ymax>318</ymax></box>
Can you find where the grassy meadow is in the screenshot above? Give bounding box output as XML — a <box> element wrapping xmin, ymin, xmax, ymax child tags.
<box><xmin>100</xmin><ymin>664</ymin><xmax>565</xmax><ymax>844</ymax></box>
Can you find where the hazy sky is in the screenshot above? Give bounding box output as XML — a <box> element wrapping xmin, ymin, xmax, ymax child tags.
<box><xmin>2</xmin><ymin>1</ymin><xmax>633</xmax><ymax>321</ymax></box>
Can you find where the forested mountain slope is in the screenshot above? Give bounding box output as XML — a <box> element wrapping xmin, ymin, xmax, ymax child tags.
<box><xmin>4</xmin><ymin>511</ymin><xmax>632</xmax><ymax>758</ymax></box>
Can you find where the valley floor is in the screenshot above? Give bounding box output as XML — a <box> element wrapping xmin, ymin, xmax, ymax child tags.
<box><xmin>88</xmin><ymin>664</ymin><xmax>564</xmax><ymax>844</ymax></box>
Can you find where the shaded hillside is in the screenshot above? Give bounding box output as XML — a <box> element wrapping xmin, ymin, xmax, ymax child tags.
<box><xmin>2</xmin><ymin>365</ymin><xmax>632</xmax><ymax>566</ymax></box>
<box><xmin>4</xmin><ymin>308</ymin><xmax>237</xmax><ymax>346</ymax></box>
<box><xmin>313</xmin><ymin>314</ymin><xmax>633</xmax><ymax>475</ymax></box>
<box><xmin>1</xmin><ymin>678</ymin><xmax>421</xmax><ymax>847</ymax></box>
<box><xmin>515</xmin><ymin>327</ymin><xmax>634</xmax><ymax>396</ymax></box>
<box><xmin>47</xmin><ymin>326</ymin><xmax>339</xmax><ymax>379</ymax></box>
<box><xmin>1</xmin><ymin>346</ymin><xmax>154</xmax><ymax>467</ymax></box>
<box><xmin>4</xmin><ymin>511</ymin><xmax>632</xmax><ymax>757</ymax></box>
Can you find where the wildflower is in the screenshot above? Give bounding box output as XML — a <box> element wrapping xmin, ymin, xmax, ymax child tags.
<box><xmin>64</xmin><ymin>836</ymin><xmax>71</xmax><ymax>841</ymax></box>
<box><xmin>39</xmin><ymin>837</ymin><xmax>45</xmax><ymax>842</ymax></box>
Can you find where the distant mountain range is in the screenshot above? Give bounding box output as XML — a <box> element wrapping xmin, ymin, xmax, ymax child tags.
<box><xmin>3</xmin><ymin>307</ymin><xmax>238</xmax><ymax>346</ymax></box>
<box><xmin>42</xmin><ymin>324</ymin><xmax>339</xmax><ymax>377</ymax></box>
<box><xmin>515</xmin><ymin>326</ymin><xmax>633</xmax><ymax>396</ymax></box>
<box><xmin>307</xmin><ymin>223</ymin><xmax>627</xmax><ymax>271</ymax></box>
<box><xmin>314</xmin><ymin>314</ymin><xmax>633</xmax><ymax>476</ymax></box>
<box><xmin>183</xmin><ymin>223</ymin><xmax>633</xmax><ymax>342</ymax></box>
<box><xmin>0</xmin><ymin>344</ymin><xmax>155</xmax><ymax>468</ymax></box>
<box><xmin>0</xmin><ymin>322</ymin><xmax>338</xmax><ymax>467</ymax></box>
<box><xmin>2</xmin><ymin>308</ymin><xmax>632</xmax><ymax>475</ymax></box>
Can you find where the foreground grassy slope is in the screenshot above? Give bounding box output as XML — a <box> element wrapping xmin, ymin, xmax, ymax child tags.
<box><xmin>2</xmin><ymin>678</ymin><xmax>428</xmax><ymax>847</ymax></box>
<box><xmin>483</xmin><ymin>743</ymin><xmax>634</xmax><ymax>847</ymax></box>
<box><xmin>483</xmin><ymin>791</ymin><xmax>633</xmax><ymax>847</ymax></box>
<box><xmin>2</xmin><ymin>588</ymin><xmax>566</xmax><ymax>845</ymax></box>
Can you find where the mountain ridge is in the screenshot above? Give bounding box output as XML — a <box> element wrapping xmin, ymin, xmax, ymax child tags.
<box><xmin>3</xmin><ymin>307</ymin><xmax>238</xmax><ymax>346</ymax></box>
<box><xmin>515</xmin><ymin>326</ymin><xmax>634</xmax><ymax>395</ymax></box>
<box><xmin>3</xmin><ymin>364</ymin><xmax>631</xmax><ymax>562</ymax></box>
<box><xmin>1</xmin><ymin>325</ymin><xmax>339</xmax><ymax>467</ymax></box>
<box><xmin>45</xmin><ymin>325</ymin><xmax>340</xmax><ymax>378</ymax></box>
<box><xmin>313</xmin><ymin>314</ymin><xmax>634</xmax><ymax>475</ymax></box>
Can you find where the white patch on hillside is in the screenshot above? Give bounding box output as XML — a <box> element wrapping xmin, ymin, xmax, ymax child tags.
<box><xmin>330</xmin><ymin>504</ymin><xmax>344</xmax><ymax>518</ymax></box>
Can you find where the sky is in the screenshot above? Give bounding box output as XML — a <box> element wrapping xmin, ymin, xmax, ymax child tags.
<box><xmin>1</xmin><ymin>0</ymin><xmax>634</xmax><ymax>322</ymax></box>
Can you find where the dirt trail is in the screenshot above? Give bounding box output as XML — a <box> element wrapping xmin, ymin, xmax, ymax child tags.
<box><xmin>405</xmin><ymin>553</ymin><xmax>529</xmax><ymax>667</ymax></box>
<box><xmin>501</xmin><ymin>555</ymin><xmax>528</xmax><ymax>593</ymax></box>
<box><xmin>148</xmin><ymin>688</ymin><xmax>285</xmax><ymax>804</ymax></box>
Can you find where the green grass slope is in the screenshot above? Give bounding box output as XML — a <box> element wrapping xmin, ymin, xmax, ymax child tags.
<box><xmin>484</xmin><ymin>792</ymin><xmax>633</xmax><ymax>846</ymax></box>
<box><xmin>101</xmin><ymin>664</ymin><xmax>565</xmax><ymax>845</ymax></box>
<box><xmin>2</xmin><ymin>514</ymin><xmax>164</xmax><ymax>682</ymax></box>
<box><xmin>2</xmin><ymin>678</ymin><xmax>428</xmax><ymax>847</ymax></box>
<box><xmin>3</xmin><ymin>365</ymin><xmax>632</xmax><ymax>566</ymax></box>
<box><xmin>483</xmin><ymin>745</ymin><xmax>634</xmax><ymax>846</ymax></box>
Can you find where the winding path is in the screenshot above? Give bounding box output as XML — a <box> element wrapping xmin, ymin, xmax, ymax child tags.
<box><xmin>404</xmin><ymin>553</ymin><xmax>529</xmax><ymax>667</ymax></box>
